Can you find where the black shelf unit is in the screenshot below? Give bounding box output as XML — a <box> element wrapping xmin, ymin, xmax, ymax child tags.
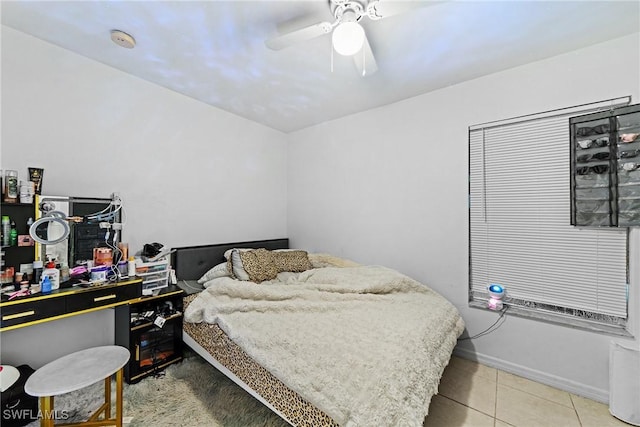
<box><xmin>570</xmin><ymin>103</ymin><xmax>640</xmax><ymax>227</ymax></box>
<box><xmin>115</xmin><ymin>285</ymin><xmax>184</xmax><ymax>383</ymax></box>
<box><xmin>1</xmin><ymin>202</ymin><xmax>36</xmax><ymax>272</ymax></box>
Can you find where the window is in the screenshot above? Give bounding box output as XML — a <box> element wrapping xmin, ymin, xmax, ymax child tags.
<box><xmin>469</xmin><ymin>99</ymin><xmax>630</xmax><ymax>334</ymax></box>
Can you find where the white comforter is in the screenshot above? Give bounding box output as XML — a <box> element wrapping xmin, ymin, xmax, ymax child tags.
<box><xmin>184</xmin><ymin>266</ymin><xmax>464</xmax><ymax>427</ymax></box>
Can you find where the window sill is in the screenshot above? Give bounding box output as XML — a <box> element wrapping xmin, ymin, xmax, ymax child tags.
<box><xmin>469</xmin><ymin>300</ymin><xmax>634</xmax><ymax>338</ymax></box>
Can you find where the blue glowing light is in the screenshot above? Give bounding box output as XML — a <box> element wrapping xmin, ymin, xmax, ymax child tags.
<box><xmin>489</xmin><ymin>284</ymin><xmax>504</xmax><ymax>293</ymax></box>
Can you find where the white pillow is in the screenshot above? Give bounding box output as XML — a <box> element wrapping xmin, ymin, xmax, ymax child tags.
<box><xmin>228</xmin><ymin>249</ymin><xmax>250</xmax><ymax>281</ymax></box>
<box><xmin>197</xmin><ymin>262</ymin><xmax>231</xmax><ymax>284</ymax></box>
<box><xmin>223</xmin><ymin>248</ymin><xmax>252</xmax><ymax>260</ymax></box>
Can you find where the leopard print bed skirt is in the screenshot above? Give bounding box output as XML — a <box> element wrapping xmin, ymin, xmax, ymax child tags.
<box><xmin>182</xmin><ymin>294</ymin><xmax>338</xmax><ymax>427</ymax></box>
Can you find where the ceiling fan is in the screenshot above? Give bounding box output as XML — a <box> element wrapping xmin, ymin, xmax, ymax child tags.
<box><xmin>265</xmin><ymin>0</ymin><xmax>432</xmax><ymax>77</ymax></box>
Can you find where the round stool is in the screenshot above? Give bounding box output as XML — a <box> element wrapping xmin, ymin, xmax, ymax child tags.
<box><xmin>24</xmin><ymin>346</ymin><xmax>130</xmax><ymax>427</ymax></box>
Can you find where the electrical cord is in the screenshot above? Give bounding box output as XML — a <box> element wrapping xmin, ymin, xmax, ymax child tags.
<box><xmin>458</xmin><ymin>305</ymin><xmax>509</xmax><ymax>341</ymax></box>
<box><xmin>103</xmin><ymin>228</ymin><xmax>119</xmax><ymax>281</ymax></box>
<box><xmin>109</xmin><ymin>230</ymin><xmax>121</xmax><ymax>274</ymax></box>
<box><xmin>85</xmin><ymin>194</ymin><xmax>123</xmax><ymax>223</ymax></box>
<box><xmin>96</xmin><ymin>196</ymin><xmax>126</xmax><ymax>281</ymax></box>
<box><xmin>119</xmin><ymin>201</ymin><xmax>128</xmax><ymax>228</ymax></box>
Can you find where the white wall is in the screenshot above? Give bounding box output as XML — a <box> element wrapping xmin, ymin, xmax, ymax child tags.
<box><xmin>1</xmin><ymin>27</ymin><xmax>288</xmax><ymax>367</ymax></box>
<box><xmin>1</xmin><ymin>27</ymin><xmax>288</xmax><ymax>250</ymax></box>
<box><xmin>287</xmin><ymin>33</ymin><xmax>640</xmax><ymax>401</ymax></box>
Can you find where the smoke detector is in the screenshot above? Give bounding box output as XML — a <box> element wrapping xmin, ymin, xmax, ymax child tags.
<box><xmin>110</xmin><ymin>30</ymin><xmax>136</xmax><ymax>49</ymax></box>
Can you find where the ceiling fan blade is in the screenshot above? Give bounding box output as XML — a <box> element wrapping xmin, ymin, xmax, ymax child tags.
<box><xmin>353</xmin><ymin>33</ymin><xmax>378</xmax><ymax>77</ymax></box>
<box><xmin>367</xmin><ymin>0</ymin><xmax>441</xmax><ymax>20</ymax></box>
<box><xmin>265</xmin><ymin>21</ymin><xmax>333</xmax><ymax>50</ymax></box>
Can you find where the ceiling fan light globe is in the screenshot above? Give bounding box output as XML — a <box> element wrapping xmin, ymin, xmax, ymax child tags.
<box><xmin>332</xmin><ymin>22</ymin><xmax>365</xmax><ymax>56</ymax></box>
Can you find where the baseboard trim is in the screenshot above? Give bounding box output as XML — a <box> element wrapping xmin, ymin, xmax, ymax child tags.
<box><xmin>453</xmin><ymin>347</ymin><xmax>609</xmax><ymax>404</ymax></box>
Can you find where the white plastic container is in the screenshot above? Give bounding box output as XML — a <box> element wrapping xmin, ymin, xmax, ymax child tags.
<box><xmin>42</xmin><ymin>261</ymin><xmax>60</xmax><ymax>290</ymax></box>
<box><xmin>90</xmin><ymin>265</ymin><xmax>108</xmax><ymax>283</ymax></box>
<box><xmin>128</xmin><ymin>257</ymin><xmax>136</xmax><ymax>277</ymax></box>
<box><xmin>19</xmin><ymin>181</ymin><xmax>34</xmax><ymax>204</ymax></box>
<box><xmin>610</xmin><ymin>341</ymin><xmax>640</xmax><ymax>425</ymax></box>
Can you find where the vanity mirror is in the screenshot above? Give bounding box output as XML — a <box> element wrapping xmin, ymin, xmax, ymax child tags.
<box><xmin>30</xmin><ymin>195</ymin><xmax>70</xmax><ymax>265</ymax></box>
<box><xmin>30</xmin><ymin>195</ymin><xmax>122</xmax><ymax>267</ymax></box>
<box><xmin>29</xmin><ymin>212</ymin><xmax>71</xmax><ymax>244</ymax></box>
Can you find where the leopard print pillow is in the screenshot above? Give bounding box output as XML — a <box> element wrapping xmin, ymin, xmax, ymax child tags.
<box><xmin>238</xmin><ymin>248</ymin><xmax>278</xmax><ymax>283</ymax></box>
<box><xmin>272</xmin><ymin>250</ymin><xmax>312</xmax><ymax>273</ymax></box>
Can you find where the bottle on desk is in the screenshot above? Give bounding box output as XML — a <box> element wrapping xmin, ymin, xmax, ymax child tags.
<box><xmin>60</xmin><ymin>262</ymin><xmax>70</xmax><ymax>283</ymax></box>
<box><xmin>41</xmin><ymin>276</ymin><xmax>52</xmax><ymax>294</ymax></box>
<box><xmin>43</xmin><ymin>261</ymin><xmax>60</xmax><ymax>290</ymax></box>
<box><xmin>128</xmin><ymin>256</ymin><xmax>136</xmax><ymax>278</ymax></box>
<box><xmin>9</xmin><ymin>221</ymin><xmax>17</xmax><ymax>246</ymax></box>
<box><xmin>2</xmin><ymin>216</ymin><xmax>10</xmax><ymax>246</ymax></box>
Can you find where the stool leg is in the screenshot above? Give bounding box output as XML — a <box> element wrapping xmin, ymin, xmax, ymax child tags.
<box><xmin>39</xmin><ymin>396</ymin><xmax>54</xmax><ymax>427</ymax></box>
<box><xmin>104</xmin><ymin>375</ymin><xmax>111</xmax><ymax>419</ymax></box>
<box><xmin>115</xmin><ymin>368</ymin><xmax>124</xmax><ymax>427</ymax></box>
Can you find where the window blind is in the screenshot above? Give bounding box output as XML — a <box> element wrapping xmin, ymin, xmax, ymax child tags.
<box><xmin>469</xmin><ymin>111</ymin><xmax>628</xmax><ymax>323</ymax></box>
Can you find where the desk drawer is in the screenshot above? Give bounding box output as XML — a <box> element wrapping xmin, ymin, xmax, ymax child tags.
<box><xmin>66</xmin><ymin>283</ymin><xmax>140</xmax><ymax>312</ymax></box>
<box><xmin>1</xmin><ymin>298</ymin><xmax>66</xmax><ymax>328</ymax></box>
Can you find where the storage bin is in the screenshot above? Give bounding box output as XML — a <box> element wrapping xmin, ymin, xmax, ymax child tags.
<box><xmin>575</xmin><ymin>187</ymin><xmax>610</xmax><ymax>200</ymax></box>
<box><xmin>617</xmin><ymin>111</ymin><xmax>640</xmax><ymax>131</ymax></box>
<box><xmin>617</xmin><ymin>169</ymin><xmax>640</xmax><ymax>185</ymax></box>
<box><xmin>618</xmin><ymin>198</ymin><xmax>640</xmax><ymax>212</ymax></box>
<box><xmin>135</xmin><ymin>258</ymin><xmax>169</xmax><ymax>291</ymax></box>
<box><xmin>575</xmin><ymin>119</ymin><xmax>609</xmax><ymax>138</ymax></box>
<box><xmin>576</xmin><ymin>136</ymin><xmax>609</xmax><ymax>150</ymax></box>
<box><xmin>617</xmin><ymin>184</ymin><xmax>640</xmax><ymax>199</ymax></box>
<box><xmin>570</xmin><ymin>103</ymin><xmax>640</xmax><ymax>226</ymax></box>
<box><xmin>575</xmin><ymin>173</ymin><xmax>609</xmax><ymax>188</ymax></box>
<box><xmin>575</xmin><ymin>199</ymin><xmax>610</xmax><ymax>214</ymax></box>
<box><xmin>618</xmin><ymin>211</ymin><xmax>640</xmax><ymax>227</ymax></box>
<box><xmin>575</xmin><ymin>212</ymin><xmax>610</xmax><ymax>226</ymax></box>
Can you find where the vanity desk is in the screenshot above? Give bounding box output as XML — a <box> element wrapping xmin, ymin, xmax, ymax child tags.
<box><xmin>0</xmin><ymin>278</ymin><xmax>142</xmax><ymax>331</ymax></box>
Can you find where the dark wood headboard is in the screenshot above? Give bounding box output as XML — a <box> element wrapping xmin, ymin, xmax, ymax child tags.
<box><xmin>171</xmin><ymin>238</ymin><xmax>289</xmax><ymax>281</ymax></box>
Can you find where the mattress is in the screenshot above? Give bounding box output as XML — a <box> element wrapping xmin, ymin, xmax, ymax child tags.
<box><xmin>182</xmin><ymin>293</ymin><xmax>338</xmax><ymax>427</ymax></box>
<box><xmin>175</xmin><ymin>243</ymin><xmax>463</xmax><ymax>426</ymax></box>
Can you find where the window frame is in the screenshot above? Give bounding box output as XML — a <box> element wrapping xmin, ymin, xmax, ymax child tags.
<box><xmin>468</xmin><ymin>97</ymin><xmax>632</xmax><ymax>336</ymax></box>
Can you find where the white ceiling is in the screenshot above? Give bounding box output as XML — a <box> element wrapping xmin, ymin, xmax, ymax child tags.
<box><xmin>2</xmin><ymin>1</ymin><xmax>639</xmax><ymax>133</ymax></box>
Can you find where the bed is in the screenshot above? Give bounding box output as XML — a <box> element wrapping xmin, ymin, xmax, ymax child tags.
<box><xmin>172</xmin><ymin>239</ymin><xmax>464</xmax><ymax>427</ymax></box>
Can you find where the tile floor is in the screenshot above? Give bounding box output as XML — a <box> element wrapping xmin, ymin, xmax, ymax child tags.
<box><xmin>423</xmin><ymin>356</ymin><xmax>631</xmax><ymax>427</ymax></box>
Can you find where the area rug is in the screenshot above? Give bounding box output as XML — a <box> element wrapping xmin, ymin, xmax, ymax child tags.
<box><xmin>24</xmin><ymin>351</ymin><xmax>288</xmax><ymax>427</ymax></box>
